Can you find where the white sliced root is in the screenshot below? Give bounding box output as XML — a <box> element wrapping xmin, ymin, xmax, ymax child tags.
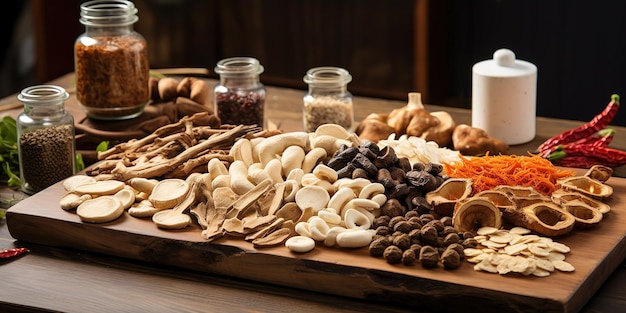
<box><xmin>371</xmin><ymin>193</ymin><xmax>388</xmax><ymax>206</ymax></box>
<box><xmin>113</xmin><ymin>188</ymin><xmax>136</xmax><ymax>210</ymax></box>
<box><xmin>281</xmin><ymin>145</ymin><xmax>306</xmax><ymax>178</ymax></box>
<box><xmin>327</xmin><ymin>187</ymin><xmax>356</xmax><ymax>212</ymax></box>
<box><xmin>312</xmin><ymin>164</ymin><xmax>338</xmax><ymax>183</ymax></box>
<box><xmin>295</xmin><ymin>185</ymin><xmax>330</xmax><ymax>213</ymax></box>
<box><xmin>302</xmin><ymin>147</ymin><xmax>327</xmax><ymax>173</ymax></box>
<box><xmin>335</xmin><ymin>229</ymin><xmax>373</xmax><ymax>248</ymax></box>
<box><xmin>264</xmin><ymin>158</ymin><xmax>285</xmax><ymax>184</ymax></box>
<box><xmin>128</xmin><ymin>200</ymin><xmax>161</xmax><ymax>218</ymax></box>
<box><xmin>295</xmin><ymin>221</ymin><xmax>312</xmax><ymax>237</ymax></box>
<box><xmin>308</xmin><ymin>216</ymin><xmax>330</xmax><ymax>241</ymax></box>
<box><xmin>63</xmin><ymin>175</ymin><xmax>97</xmax><ymax>192</ymax></box>
<box><xmin>148</xmin><ymin>178</ymin><xmax>190</xmax><ymax>209</ymax></box>
<box><xmin>76</xmin><ymin>195</ymin><xmax>124</xmax><ymax>223</ymax></box>
<box><xmin>127</xmin><ymin>177</ymin><xmax>158</xmax><ymax>195</ymax></box>
<box><xmin>229</xmin><ymin>138</ymin><xmax>254</xmax><ymax>167</ymax></box>
<box><xmin>285</xmin><ymin>235</ymin><xmax>316</xmax><ymax>253</ymax></box>
<box><xmin>317</xmin><ymin>208</ymin><xmax>342</xmax><ymax>225</ymax></box>
<box><xmin>343</xmin><ymin>208</ymin><xmax>371</xmax><ymax>230</ymax></box>
<box><xmin>314</xmin><ymin>123</ymin><xmax>351</xmax><ymax>140</ymax></box>
<box><xmin>286</xmin><ymin>168</ymin><xmax>304</xmax><ymax>185</ymax></box>
<box><xmin>152</xmin><ymin>209</ymin><xmax>192</xmax><ymax>229</ymax></box>
<box><xmin>60</xmin><ymin>192</ymin><xmax>92</xmax><ymax>210</ymax></box>
<box><xmin>229</xmin><ymin>160</ymin><xmax>255</xmax><ymax>195</ymax></box>
<box><xmin>211</xmin><ymin>174</ymin><xmax>231</xmax><ymax>191</ymax></box>
<box><xmin>207</xmin><ymin>157</ymin><xmax>229</xmax><ymax>180</ymax></box>
<box><xmin>358</xmin><ymin>183</ymin><xmax>385</xmax><ymax>199</ymax></box>
<box><xmin>73</xmin><ymin>180</ymin><xmax>125</xmax><ymax>196</ymax></box>
<box><xmin>323</xmin><ymin>226</ymin><xmax>347</xmax><ymax>247</ymax></box>
<box><xmin>283</xmin><ymin>180</ymin><xmax>300</xmax><ymax>203</ymax></box>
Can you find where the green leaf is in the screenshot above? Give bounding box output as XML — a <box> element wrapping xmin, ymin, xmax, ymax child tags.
<box><xmin>75</xmin><ymin>153</ymin><xmax>85</xmax><ymax>172</ymax></box>
<box><xmin>96</xmin><ymin>141</ymin><xmax>109</xmax><ymax>153</ymax></box>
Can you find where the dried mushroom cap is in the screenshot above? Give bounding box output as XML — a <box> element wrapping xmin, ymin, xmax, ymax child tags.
<box><xmin>452</xmin><ymin>124</ymin><xmax>508</xmax><ymax>156</ymax></box>
<box><xmin>557</xmin><ymin>176</ymin><xmax>614</xmax><ymax>199</ymax></box>
<box><xmin>148</xmin><ymin>179</ymin><xmax>190</xmax><ymax>209</ymax></box>
<box><xmin>76</xmin><ymin>195</ymin><xmax>124</xmax><ymax>223</ymax></box>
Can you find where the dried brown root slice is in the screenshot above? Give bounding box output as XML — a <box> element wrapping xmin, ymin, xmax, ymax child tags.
<box><xmin>522</xmin><ymin>202</ymin><xmax>575</xmax><ymax>237</ymax></box>
<box><xmin>76</xmin><ymin>196</ymin><xmax>125</xmax><ymax>223</ymax></box>
<box><xmin>557</xmin><ymin>176</ymin><xmax>613</xmax><ymax>199</ymax></box>
<box><xmin>425</xmin><ymin>178</ymin><xmax>473</xmax><ymax>216</ymax></box>
<box><xmin>551</xmin><ymin>189</ymin><xmax>611</xmax><ymax>214</ymax></box>
<box><xmin>452</xmin><ymin>197</ymin><xmax>502</xmax><ymax>234</ymax></box>
<box><xmin>562</xmin><ymin>200</ymin><xmax>603</xmax><ymax>229</ymax></box>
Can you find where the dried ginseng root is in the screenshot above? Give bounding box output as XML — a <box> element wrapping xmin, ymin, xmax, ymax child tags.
<box><xmin>464</xmin><ymin>226</ymin><xmax>574</xmax><ymax>277</ymax></box>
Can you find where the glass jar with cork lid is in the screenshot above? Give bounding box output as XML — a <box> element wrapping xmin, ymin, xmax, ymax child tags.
<box><xmin>74</xmin><ymin>0</ymin><xmax>150</xmax><ymax>120</ymax></box>
<box><xmin>16</xmin><ymin>85</ymin><xmax>76</xmax><ymax>195</ymax></box>
<box><xmin>303</xmin><ymin>67</ymin><xmax>354</xmax><ymax>133</ymax></box>
<box><xmin>213</xmin><ymin>57</ymin><xmax>266</xmax><ymax>128</ymax></box>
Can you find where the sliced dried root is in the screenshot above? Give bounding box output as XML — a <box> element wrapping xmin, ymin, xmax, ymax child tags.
<box><xmin>465</xmin><ymin>226</ymin><xmax>573</xmax><ymax>277</ymax></box>
<box><xmin>76</xmin><ymin>196</ymin><xmax>125</xmax><ymax>223</ymax></box>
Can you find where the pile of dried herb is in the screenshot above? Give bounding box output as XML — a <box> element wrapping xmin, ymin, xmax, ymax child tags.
<box><xmin>0</xmin><ymin>116</ymin><xmax>20</xmax><ymax>187</ymax></box>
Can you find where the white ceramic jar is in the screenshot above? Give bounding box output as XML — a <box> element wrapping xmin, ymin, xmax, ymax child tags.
<box><xmin>471</xmin><ymin>48</ymin><xmax>537</xmax><ymax>145</ymax></box>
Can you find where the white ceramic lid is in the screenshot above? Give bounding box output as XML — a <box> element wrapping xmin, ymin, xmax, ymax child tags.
<box><xmin>472</xmin><ymin>48</ymin><xmax>537</xmax><ymax>77</ymax></box>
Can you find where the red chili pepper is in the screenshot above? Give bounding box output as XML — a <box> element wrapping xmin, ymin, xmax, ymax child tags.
<box><xmin>538</xmin><ymin>94</ymin><xmax>620</xmax><ymax>154</ymax></box>
<box><xmin>540</xmin><ymin>128</ymin><xmax>615</xmax><ymax>158</ymax></box>
<box><xmin>0</xmin><ymin>247</ymin><xmax>29</xmax><ymax>259</ymax></box>
<box><xmin>548</xmin><ymin>144</ymin><xmax>626</xmax><ymax>168</ymax></box>
<box><xmin>553</xmin><ymin>155</ymin><xmax>606</xmax><ymax>169</ymax></box>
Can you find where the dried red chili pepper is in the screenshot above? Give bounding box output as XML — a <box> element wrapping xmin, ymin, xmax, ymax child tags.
<box><xmin>0</xmin><ymin>247</ymin><xmax>29</xmax><ymax>259</ymax></box>
<box><xmin>540</xmin><ymin>128</ymin><xmax>615</xmax><ymax>157</ymax></box>
<box><xmin>538</xmin><ymin>94</ymin><xmax>620</xmax><ymax>156</ymax></box>
<box><xmin>549</xmin><ymin>144</ymin><xmax>626</xmax><ymax>168</ymax></box>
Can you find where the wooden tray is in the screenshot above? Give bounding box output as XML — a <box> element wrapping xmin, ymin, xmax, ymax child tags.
<box><xmin>6</xmin><ymin>175</ymin><xmax>626</xmax><ymax>313</ymax></box>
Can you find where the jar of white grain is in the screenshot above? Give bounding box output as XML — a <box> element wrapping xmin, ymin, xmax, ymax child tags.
<box><xmin>303</xmin><ymin>67</ymin><xmax>353</xmax><ymax>133</ymax></box>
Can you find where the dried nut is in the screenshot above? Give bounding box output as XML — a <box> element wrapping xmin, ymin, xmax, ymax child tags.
<box><xmin>381</xmin><ymin>198</ymin><xmax>406</xmax><ymax>217</ymax></box>
<box><xmin>402</xmin><ymin>249</ymin><xmax>417</xmax><ymax>265</ymax></box>
<box><xmin>229</xmin><ymin>138</ymin><xmax>255</xmax><ymax>167</ymax></box>
<box><xmin>285</xmin><ymin>236</ymin><xmax>315</xmax><ymax>253</ymax></box>
<box><xmin>314</xmin><ymin>123</ymin><xmax>351</xmax><ymax>140</ymax></box>
<box><xmin>63</xmin><ymin>175</ymin><xmax>97</xmax><ymax>192</ymax></box>
<box><xmin>158</xmin><ymin>77</ymin><xmax>179</xmax><ymax>101</ymax></box>
<box><xmin>369</xmin><ymin>237</ymin><xmax>391</xmax><ymax>257</ymax></box>
<box><xmin>419</xmin><ymin>245</ymin><xmax>440</xmax><ymax>268</ymax></box>
<box><xmin>76</xmin><ymin>195</ymin><xmax>124</xmax><ymax>223</ymax></box>
<box><xmin>441</xmin><ymin>247</ymin><xmax>461</xmax><ymax>269</ymax></box>
<box><xmin>208</xmin><ymin>157</ymin><xmax>229</xmax><ymax>181</ymax></box>
<box><xmin>383</xmin><ymin>245</ymin><xmax>403</xmax><ymax>264</ymax></box>
<box><xmin>302</xmin><ymin>147</ymin><xmax>328</xmax><ymax>173</ymax></box>
<box><xmin>317</xmin><ymin>208</ymin><xmax>342</xmax><ymax>225</ymax></box>
<box><xmin>295</xmin><ymin>185</ymin><xmax>330</xmax><ymax>213</ymax></box>
<box><xmin>313</xmin><ymin>164</ymin><xmax>338</xmax><ymax>183</ymax></box>
<box><xmin>335</xmin><ymin>229</ymin><xmax>373</xmax><ymax>248</ymax></box>
<box><xmin>73</xmin><ymin>180</ymin><xmax>126</xmax><ymax>196</ymax></box>
<box><xmin>229</xmin><ymin>160</ymin><xmax>255</xmax><ymax>195</ymax></box>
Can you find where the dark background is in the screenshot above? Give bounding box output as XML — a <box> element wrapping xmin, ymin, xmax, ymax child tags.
<box><xmin>2</xmin><ymin>0</ymin><xmax>625</xmax><ymax>126</ymax></box>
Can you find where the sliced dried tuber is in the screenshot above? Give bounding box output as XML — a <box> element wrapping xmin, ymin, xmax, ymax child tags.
<box><xmin>76</xmin><ymin>196</ymin><xmax>125</xmax><ymax>223</ymax></box>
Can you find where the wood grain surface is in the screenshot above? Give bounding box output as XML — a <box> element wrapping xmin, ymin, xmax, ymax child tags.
<box><xmin>6</xmin><ymin>173</ymin><xmax>626</xmax><ymax>313</ymax></box>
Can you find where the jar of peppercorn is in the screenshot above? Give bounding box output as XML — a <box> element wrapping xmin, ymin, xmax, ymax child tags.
<box><xmin>303</xmin><ymin>67</ymin><xmax>354</xmax><ymax>133</ymax></box>
<box><xmin>74</xmin><ymin>0</ymin><xmax>150</xmax><ymax>120</ymax></box>
<box><xmin>213</xmin><ymin>57</ymin><xmax>266</xmax><ymax>128</ymax></box>
<box><xmin>16</xmin><ymin>85</ymin><xmax>76</xmax><ymax>195</ymax></box>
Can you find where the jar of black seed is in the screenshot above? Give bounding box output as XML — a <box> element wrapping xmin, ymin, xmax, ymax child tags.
<box><xmin>303</xmin><ymin>66</ymin><xmax>354</xmax><ymax>133</ymax></box>
<box><xmin>213</xmin><ymin>57</ymin><xmax>266</xmax><ymax>128</ymax></box>
<box><xmin>17</xmin><ymin>85</ymin><xmax>76</xmax><ymax>195</ymax></box>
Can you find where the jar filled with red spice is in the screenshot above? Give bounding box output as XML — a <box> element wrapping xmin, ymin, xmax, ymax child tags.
<box><xmin>74</xmin><ymin>0</ymin><xmax>149</xmax><ymax>120</ymax></box>
<box><xmin>213</xmin><ymin>57</ymin><xmax>266</xmax><ymax>128</ymax></box>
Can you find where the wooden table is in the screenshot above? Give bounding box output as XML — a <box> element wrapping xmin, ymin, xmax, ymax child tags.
<box><xmin>1</xmin><ymin>73</ymin><xmax>626</xmax><ymax>313</ymax></box>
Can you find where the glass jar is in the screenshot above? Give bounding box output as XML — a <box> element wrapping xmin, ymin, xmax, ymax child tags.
<box><xmin>74</xmin><ymin>0</ymin><xmax>149</xmax><ymax>120</ymax></box>
<box><xmin>17</xmin><ymin>85</ymin><xmax>76</xmax><ymax>195</ymax></box>
<box><xmin>303</xmin><ymin>67</ymin><xmax>354</xmax><ymax>133</ymax></box>
<box><xmin>214</xmin><ymin>57</ymin><xmax>266</xmax><ymax>128</ymax></box>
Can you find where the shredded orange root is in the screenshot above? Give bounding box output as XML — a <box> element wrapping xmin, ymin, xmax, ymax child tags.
<box><xmin>443</xmin><ymin>153</ymin><xmax>575</xmax><ymax>195</ymax></box>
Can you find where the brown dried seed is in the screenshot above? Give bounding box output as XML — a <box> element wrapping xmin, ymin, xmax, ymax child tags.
<box><xmin>383</xmin><ymin>245</ymin><xmax>403</xmax><ymax>264</ymax></box>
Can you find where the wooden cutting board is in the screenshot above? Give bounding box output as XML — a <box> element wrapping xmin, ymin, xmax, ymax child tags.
<box><xmin>6</xmin><ymin>174</ymin><xmax>626</xmax><ymax>313</ymax></box>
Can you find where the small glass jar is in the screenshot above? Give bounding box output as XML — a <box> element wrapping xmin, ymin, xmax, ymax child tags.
<box><xmin>303</xmin><ymin>67</ymin><xmax>354</xmax><ymax>133</ymax></box>
<box><xmin>17</xmin><ymin>85</ymin><xmax>76</xmax><ymax>195</ymax></box>
<box><xmin>74</xmin><ymin>0</ymin><xmax>149</xmax><ymax>120</ymax></box>
<box><xmin>214</xmin><ymin>57</ymin><xmax>266</xmax><ymax>128</ymax></box>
